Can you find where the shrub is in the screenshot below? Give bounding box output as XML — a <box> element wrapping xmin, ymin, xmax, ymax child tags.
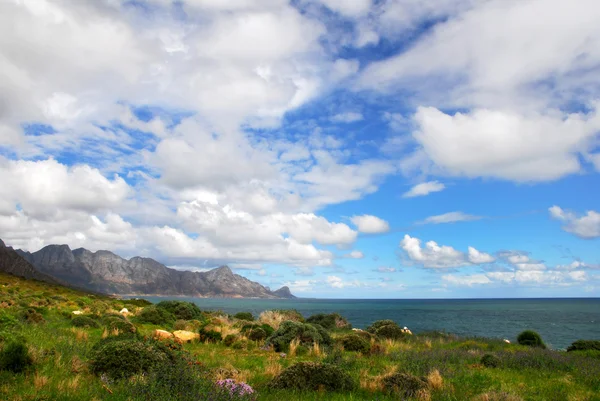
<box><xmin>266</xmin><ymin>321</ymin><xmax>332</xmax><ymax>352</ymax></box>
<box><xmin>269</xmin><ymin>362</ymin><xmax>356</xmax><ymax>391</ymax></box>
<box><xmin>375</xmin><ymin>324</ymin><xmax>408</xmax><ymax>340</ymax></box>
<box><xmin>174</xmin><ymin>319</ymin><xmax>188</xmax><ymax>331</ymax></box>
<box><xmin>481</xmin><ymin>353</ymin><xmax>501</xmax><ymax>368</ymax></box>
<box><xmin>71</xmin><ymin>315</ymin><xmax>100</xmax><ymax>328</ymax></box>
<box><xmin>0</xmin><ymin>341</ymin><xmax>33</xmax><ymax>373</ymax></box>
<box><xmin>22</xmin><ymin>308</ymin><xmax>45</xmax><ymax>324</ymax></box>
<box><xmin>567</xmin><ymin>340</ymin><xmax>600</xmax><ymax>352</ymax></box>
<box><xmin>339</xmin><ymin>334</ymin><xmax>370</xmax><ymax>353</ymax></box>
<box><xmin>382</xmin><ymin>372</ymin><xmax>429</xmax><ymax>398</ymax></box>
<box><xmin>0</xmin><ymin>310</ymin><xmax>19</xmax><ymax>329</ymax></box>
<box><xmin>224</xmin><ymin>334</ymin><xmax>238</xmax><ymax>347</ymax></box>
<box><xmin>198</xmin><ymin>328</ymin><xmax>222</xmax><ymax>343</ymax></box>
<box><xmin>232</xmin><ymin>340</ymin><xmax>248</xmax><ymax>350</ymax></box>
<box><xmin>101</xmin><ymin>313</ymin><xmax>126</xmax><ymax>322</ymax></box>
<box><xmin>121</xmin><ymin>298</ymin><xmax>152</xmax><ymax>307</ymax></box>
<box><xmin>306</xmin><ymin>313</ymin><xmax>351</xmax><ymax>330</ymax></box>
<box><xmin>156</xmin><ymin>301</ymin><xmax>203</xmax><ymax>321</ymax></box>
<box><xmin>105</xmin><ymin>317</ymin><xmax>136</xmax><ymax>333</ymax></box>
<box><xmin>248</xmin><ymin>327</ymin><xmax>267</xmax><ymax>342</ymax></box>
<box><xmin>366</xmin><ymin>319</ymin><xmax>397</xmax><ymax>334</ymax></box>
<box><xmin>517</xmin><ymin>330</ymin><xmax>546</xmax><ymax>349</ymax></box>
<box><xmin>137</xmin><ymin>306</ymin><xmax>176</xmax><ymax>326</ymax></box>
<box><xmin>90</xmin><ymin>338</ymin><xmax>175</xmax><ymax>380</ymax></box>
<box><xmin>234</xmin><ymin>312</ymin><xmax>254</xmax><ymax>321</ymax></box>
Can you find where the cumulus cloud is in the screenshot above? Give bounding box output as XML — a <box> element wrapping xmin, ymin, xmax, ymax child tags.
<box><xmin>549</xmin><ymin>206</ymin><xmax>600</xmax><ymax>239</ymax></box>
<box><xmin>350</xmin><ymin>214</ymin><xmax>390</xmax><ymax>234</ymax></box>
<box><xmin>402</xmin><ymin>181</ymin><xmax>445</xmax><ymax>198</ymax></box>
<box><xmin>419</xmin><ymin>211</ymin><xmax>481</xmax><ymax>225</ymax></box>
<box><xmin>399</xmin><ymin>234</ymin><xmax>493</xmax><ymax>268</ymax></box>
<box><xmin>330</xmin><ymin>112</ymin><xmax>364</xmax><ymax>123</ymax></box>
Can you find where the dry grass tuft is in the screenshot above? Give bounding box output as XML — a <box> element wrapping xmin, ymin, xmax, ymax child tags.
<box><xmin>258</xmin><ymin>310</ymin><xmax>286</xmax><ymax>330</ymax></box>
<box><xmin>67</xmin><ymin>376</ymin><xmax>80</xmax><ymax>391</ymax></box>
<box><xmin>427</xmin><ymin>369</ymin><xmax>444</xmax><ymax>390</ymax></box>
<box><xmin>473</xmin><ymin>392</ymin><xmax>524</xmax><ymax>401</ymax></box>
<box><xmin>71</xmin><ymin>355</ymin><xmax>86</xmax><ymax>374</ymax></box>
<box><xmin>70</xmin><ymin>328</ymin><xmax>88</xmax><ymax>342</ymax></box>
<box><xmin>309</xmin><ymin>342</ymin><xmax>326</xmax><ymax>358</ymax></box>
<box><xmin>416</xmin><ymin>388</ymin><xmax>432</xmax><ymax>401</ymax></box>
<box><xmin>101</xmin><ymin>328</ymin><xmax>109</xmax><ymax>339</ymax></box>
<box><xmin>288</xmin><ymin>338</ymin><xmax>300</xmax><ymax>357</ymax></box>
<box><xmin>34</xmin><ymin>373</ymin><xmax>49</xmax><ymax>390</ymax></box>
<box><xmin>423</xmin><ymin>339</ymin><xmax>433</xmax><ymax>349</ymax></box>
<box><xmin>359</xmin><ymin>365</ymin><xmax>398</xmax><ymax>392</ymax></box>
<box><xmin>263</xmin><ymin>358</ymin><xmax>283</xmax><ymax>378</ymax></box>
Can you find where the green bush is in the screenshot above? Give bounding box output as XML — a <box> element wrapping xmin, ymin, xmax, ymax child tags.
<box><xmin>0</xmin><ymin>310</ymin><xmax>19</xmax><ymax>329</ymax></box>
<box><xmin>567</xmin><ymin>340</ymin><xmax>600</xmax><ymax>352</ymax></box>
<box><xmin>366</xmin><ymin>319</ymin><xmax>397</xmax><ymax>333</ymax></box>
<box><xmin>0</xmin><ymin>341</ymin><xmax>33</xmax><ymax>373</ymax></box>
<box><xmin>223</xmin><ymin>334</ymin><xmax>238</xmax><ymax>347</ymax></box>
<box><xmin>306</xmin><ymin>313</ymin><xmax>351</xmax><ymax>330</ymax></box>
<box><xmin>105</xmin><ymin>317</ymin><xmax>136</xmax><ymax>333</ymax></box>
<box><xmin>71</xmin><ymin>316</ymin><xmax>100</xmax><ymax>328</ymax></box>
<box><xmin>156</xmin><ymin>301</ymin><xmax>203</xmax><ymax>321</ymax></box>
<box><xmin>382</xmin><ymin>372</ymin><xmax>428</xmax><ymax>398</ymax></box>
<box><xmin>269</xmin><ymin>362</ymin><xmax>356</xmax><ymax>391</ymax></box>
<box><xmin>121</xmin><ymin>298</ymin><xmax>152</xmax><ymax>307</ymax></box>
<box><xmin>481</xmin><ymin>353</ymin><xmax>501</xmax><ymax>368</ymax></box>
<box><xmin>248</xmin><ymin>327</ymin><xmax>267</xmax><ymax>342</ymax></box>
<box><xmin>274</xmin><ymin>309</ymin><xmax>305</xmax><ymax>322</ymax></box>
<box><xmin>22</xmin><ymin>308</ymin><xmax>45</xmax><ymax>324</ymax></box>
<box><xmin>339</xmin><ymin>334</ymin><xmax>370</xmax><ymax>353</ymax></box>
<box><xmin>174</xmin><ymin>320</ymin><xmax>188</xmax><ymax>331</ymax></box>
<box><xmin>241</xmin><ymin>323</ymin><xmax>274</xmax><ymax>338</ymax></box>
<box><xmin>198</xmin><ymin>328</ymin><xmax>222</xmax><ymax>343</ymax></box>
<box><xmin>101</xmin><ymin>312</ymin><xmax>126</xmax><ymax>322</ymax></box>
<box><xmin>137</xmin><ymin>306</ymin><xmax>176</xmax><ymax>326</ymax></box>
<box><xmin>375</xmin><ymin>324</ymin><xmax>408</xmax><ymax>340</ymax></box>
<box><xmin>517</xmin><ymin>330</ymin><xmax>546</xmax><ymax>349</ymax></box>
<box><xmin>266</xmin><ymin>321</ymin><xmax>333</xmax><ymax>352</ymax></box>
<box><xmin>90</xmin><ymin>338</ymin><xmax>175</xmax><ymax>380</ymax></box>
<box><xmin>234</xmin><ymin>312</ymin><xmax>254</xmax><ymax>321</ymax></box>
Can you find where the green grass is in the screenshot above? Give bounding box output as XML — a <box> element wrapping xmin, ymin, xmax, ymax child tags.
<box><xmin>1</xmin><ymin>272</ymin><xmax>599</xmax><ymax>401</ymax></box>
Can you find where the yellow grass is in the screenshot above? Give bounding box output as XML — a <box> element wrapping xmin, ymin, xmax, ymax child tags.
<box><xmin>263</xmin><ymin>358</ymin><xmax>283</xmax><ymax>378</ymax></box>
<box><xmin>309</xmin><ymin>342</ymin><xmax>326</xmax><ymax>358</ymax></box>
<box><xmin>70</xmin><ymin>328</ymin><xmax>89</xmax><ymax>342</ymax></box>
<box><xmin>427</xmin><ymin>369</ymin><xmax>444</xmax><ymax>390</ymax></box>
<box><xmin>33</xmin><ymin>373</ymin><xmax>49</xmax><ymax>390</ymax></box>
<box><xmin>258</xmin><ymin>310</ymin><xmax>286</xmax><ymax>330</ymax></box>
<box><xmin>288</xmin><ymin>338</ymin><xmax>300</xmax><ymax>357</ymax></box>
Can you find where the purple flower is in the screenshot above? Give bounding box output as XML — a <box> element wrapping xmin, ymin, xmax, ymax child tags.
<box><xmin>216</xmin><ymin>379</ymin><xmax>255</xmax><ymax>397</ymax></box>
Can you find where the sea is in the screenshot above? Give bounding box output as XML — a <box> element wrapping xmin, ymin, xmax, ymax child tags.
<box><xmin>140</xmin><ymin>297</ymin><xmax>600</xmax><ymax>350</ymax></box>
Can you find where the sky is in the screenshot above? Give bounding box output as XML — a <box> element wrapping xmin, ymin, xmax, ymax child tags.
<box><xmin>1</xmin><ymin>0</ymin><xmax>599</xmax><ymax>298</ymax></box>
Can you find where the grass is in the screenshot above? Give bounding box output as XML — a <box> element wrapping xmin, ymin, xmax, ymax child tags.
<box><xmin>1</xmin><ymin>272</ymin><xmax>600</xmax><ymax>401</ymax></box>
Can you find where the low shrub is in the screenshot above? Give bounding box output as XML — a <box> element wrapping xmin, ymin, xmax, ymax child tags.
<box><xmin>266</xmin><ymin>321</ymin><xmax>332</xmax><ymax>352</ymax></box>
<box><xmin>567</xmin><ymin>340</ymin><xmax>600</xmax><ymax>352</ymax></box>
<box><xmin>306</xmin><ymin>313</ymin><xmax>351</xmax><ymax>330</ymax></box>
<box><xmin>137</xmin><ymin>306</ymin><xmax>176</xmax><ymax>326</ymax></box>
<box><xmin>156</xmin><ymin>301</ymin><xmax>203</xmax><ymax>321</ymax></box>
<box><xmin>121</xmin><ymin>298</ymin><xmax>152</xmax><ymax>307</ymax></box>
<box><xmin>0</xmin><ymin>310</ymin><xmax>19</xmax><ymax>329</ymax></box>
<box><xmin>234</xmin><ymin>312</ymin><xmax>254</xmax><ymax>321</ymax></box>
<box><xmin>382</xmin><ymin>372</ymin><xmax>429</xmax><ymax>398</ymax></box>
<box><xmin>101</xmin><ymin>313</ymin><xmax>126</xmax><ymax>322</ymax></box>
<box><xmin>269</xmin><ymin>362</ymin><xmax>356</xmax><ymax>391</ymax></box>
<box><xmin>366</xmin><ymin>319</ymin><xmax>397</xmax><ymax>334</ymax></box>
<box><xmin>248</xmin><ymin>327</ymin><xmax>267</xmax><ymax>342</ymax></box>
<box><xmin>174</xmin><ymin>319</ymin><xmax>188</xmax><ymax>331</ymax></box>
<box><xmin>481</xmin><ymin>353</ymin><xmax>501</xmax><ymax>368</ymax></box>
<box><xmin>517</xmin><ymin>330</ymin><xmax>546</xmax><ymax>349</ymax></box>
<box><xmin>89</xmin><ymin>338</ymin><xmax>175</xmax><ymax>380</ymax></box>
<box><xmin>105</xmin><ymin>317</ymin><xmax>136</xmax><ymax>333</ymax></box>
<box><xmin>71</xmin><ymin>315</ymin><xmax>100</xmax><ymax>328</ymax></box>
<box><xmin>232</xmin><ymin>340</ymin><xmax>248</xmax><ymax>350</ymax></box>
<box><xmin>198</xmin><ymin>328</ymin><xmax>222</xmax><ymax>343</ymax></box>
<box><xmin>339</xmin><ymin>334</ymin><xmax>370</xmax><ymax>353</ymax></box>
<box><xmin>0</xmin><ymin>340</ymin><xmax>33</xmax><ymax>373</ymax></box>
<box><xmin>224</xmin><ymin>334</ymin><xmax>238</xmax><ymax>347</ymax></box>
<box><xmin>22</xmin><ymin>308</ymin><xmax>45</xmax><ymax>324</ymax></box>
<box><xmin>375</xmin><ymin>324</ymin><xmax>409</xmax><ymax>340</ymax></box>
<box><xmin>241</xmin><ymin>323</ymin><xmax>274</xmax><ymax>338</ymax></box>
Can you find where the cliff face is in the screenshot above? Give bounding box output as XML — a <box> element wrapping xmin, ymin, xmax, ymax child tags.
<box><xmin>16</xmin><ymin>244</ymin><xmax>295</xmax><ymax>299</ymax></box>
<box><xmin>0</xmin><ymin>239</ymin><xmax>60</xmax><ymax>285</ymax></box>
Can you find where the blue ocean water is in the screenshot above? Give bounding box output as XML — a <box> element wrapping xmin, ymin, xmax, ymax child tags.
<box><xmin>141</xmin><ymin>297</ymin><xmax>600</xmax><ymax>349</ymax></box>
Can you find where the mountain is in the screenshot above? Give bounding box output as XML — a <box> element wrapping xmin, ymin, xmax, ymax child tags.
<box><xmin>15</xmin><ymin>243</ymin><xmax>295</xmax><ymax>299</ymax></box>
<box><xmin>0</xmin><ymin>239</ymin><xmax>61</xmax><ymax>285</ymax></box>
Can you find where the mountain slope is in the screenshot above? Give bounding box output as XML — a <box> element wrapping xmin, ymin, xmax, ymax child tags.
<box><xmin>16</xmin><ymin>243</ymin><xmax>294</xmax><ymax>298</ymax></box>
<box><xmin>0</xmin><ymin>239</ymin><xmax>61</xmax><ymax>285</ymax></box>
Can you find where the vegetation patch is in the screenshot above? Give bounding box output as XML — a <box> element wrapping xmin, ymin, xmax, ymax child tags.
<box><xmin>0</xmin><ymin>340</ymin><xmax>33</xmax><ymax>373</ymax></box>
<box><xmin>71</xmin><ymin>315</ymin><xmax>100</xmax><ymax>328</ymax></box>
<box><xmin>269</xmin><ymin>362</ymin><xmax>356</xmax><ymax>391</ymax></box>
<box><xmin>306</xmin><ymin>313</ymin><xmax>351</xmax><ymax>330</ymax></box>
<box><xmin>567</xmin><ymin>339</ymin><xmax>600</xmax><ymax>352</ymax></box>
<box><xmin>266</xmin><ymin>321</ymin><xmax>332</xmax><ymax>352</ymax></box>
<box><xmin>234</xmin><ymin>312</ymin><xmax>254</xmax><ymax>321</ymax></box>
<box><xmin>339</xmin><ymin>334</ymin><xmax>370</xmax><ymax>353</ymax></box>
<box><xmin>156</xmin><ymin>300</ymin><xmax>204</xmax><ymax>321</ymax></box>
<box><xmin>517</xmin><ymin>330</ymin><xmax>546</xmax><ymax>349</ymax></box>
<box><xmin>382</xmin><ymin>372</ymin><xmax>429</xmax><ymax>398</ymax></box>
<box><xmin>481</xmin><ymin>353</ymin><xmax>501</xmax><ymax>368</ymax></box>
<box><xmin>137</xmin><ymin>305</ymin><xmax>176</xmax><ymax>325</ymax></box>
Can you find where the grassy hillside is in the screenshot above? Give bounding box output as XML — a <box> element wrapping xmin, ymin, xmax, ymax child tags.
<box><xmin>1</xmin><ymin>272</ymin><xmax>599</xmax><ymax>401</ymax></box>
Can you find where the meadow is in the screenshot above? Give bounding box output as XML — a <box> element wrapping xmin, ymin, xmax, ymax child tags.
<box><xmin>1</xmin><ymin>272</ymin><xmax>599</xmax><ymax>401</ymax></box>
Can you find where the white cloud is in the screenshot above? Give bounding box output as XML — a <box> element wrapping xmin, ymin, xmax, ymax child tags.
<box><xmin>315</xmin><ymin>0</ymin><xmax>372</xmax><ymax>17</ymax></box>
<box><xmin>347</xmin><ymin>250</ymin><xmax>364</xmax><ymax>259</ymax></box>
<box><xmin>420</xmin><ymin>211</ymin><xmax>481</xmax><ymax>225</ymax></box>
<box><xmin>374</xmin><ymin>267</ymin><xmax>397</xmax><ymax>273</ymax></box>
<box><xmin>402</xmin><ymin>181</ymin><xmax>445</xmax><ymax>198</ymax></box>
<box><xmin>331</xmin><ymin>112</ymin><xmax>364</xmax><ymax>123</ymax></box>
<box><xmin>549</xmin><ymin>206</ymin><xmax>600</xmax><ymax>239</ymax></box>
<box><xmin>350</xmin><ymin>214</ymin><xmax>390</xmax><ymax>234</ymax></box>
<box><xmin>326</xmin><ymin>275</ymin><xmax>363</xmax><ymax>289</ymax></box>
<box><xmin>442</xmin><ymin>274</ymin><xmax>491</xmax><ymax>287</ymax></box>
<box><xmin>400</xmin><ymin>234</ymin><xmax>491</xmax><ymax>268</ymax></box>
<box><xmin>467</xmin><ymin>247</ymin><xmax>495</xmax><ymax>264</ymax></box>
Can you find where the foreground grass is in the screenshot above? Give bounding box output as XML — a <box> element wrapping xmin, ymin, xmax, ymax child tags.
<box><xmin>1</xmin><ymin>273</ymin><xmax>599</xmax><ymax>401</ymax></box>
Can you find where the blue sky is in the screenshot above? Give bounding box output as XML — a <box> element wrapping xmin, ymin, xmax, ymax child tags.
<box><xmin>1</xmin><ymin>0</ymin><xmax>599</xmax><ymax>298</ymax></box>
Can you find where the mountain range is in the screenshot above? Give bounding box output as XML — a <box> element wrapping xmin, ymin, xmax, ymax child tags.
<box><xmin>0</xmin><ymin>239</ymin><xmax>294</xmax><ymax>299</ymax></box>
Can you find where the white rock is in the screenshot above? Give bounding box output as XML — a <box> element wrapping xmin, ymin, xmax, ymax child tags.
<box><xmin>503</xmin><ymin>339</ymin><xmax>511</xmax><ymax>343</ymax></box>
<box><xmin>72</xmin><ymin>311</ymin><xmax>83</xmax><ymax>315</ymax></box>
<box><xmin>120</xmin><ymin>308</ymin><xmax>129</xmax><ymax>314</ymax></box>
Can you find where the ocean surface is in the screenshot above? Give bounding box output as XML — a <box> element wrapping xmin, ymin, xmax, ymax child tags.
<box><xmin>141</xmin><ymin>297</ymin><xmax>600</xmax><ymax>350</ymax></box>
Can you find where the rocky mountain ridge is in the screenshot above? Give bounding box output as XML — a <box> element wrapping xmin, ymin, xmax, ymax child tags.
<box><xmin>7</xmin><ymin>242</ymin><xmax>294</xmax><ymax>298</ymax></box>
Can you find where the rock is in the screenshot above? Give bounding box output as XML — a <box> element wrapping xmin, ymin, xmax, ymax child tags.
<box><xmin>153</xmin><ymin>329</ymin><xmax>174</xmax><ymax>340</ymax></box>
<box><xmin>401</xmin><ymin>327</ymin><xmax>413</xmax><ymax>335</ymax></box>
<box><xmin>173</xmin><ymin>330</ymin><xmax>199</xmax><ymax>343</ymax></box>
<box><xmin>352</xmin><ymin>328</ymin><xmax>364</xmax><ymax>332</ymax></box>
<box><xmin>119</xmin><ymin>308</ymin><xmax>130</xmax><ymax>316</ymax></box>
<box><xmin>503</xmin><ymin>339</ymin><xmax>511</xmax><ymax>343</ymax></box>
<box><xmin>72</xmin><ymin>311</ymin><xmax>83</xmax><ymax>315</ymax></box>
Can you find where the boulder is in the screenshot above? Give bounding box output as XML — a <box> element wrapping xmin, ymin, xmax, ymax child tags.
<box><xmin>119</xmin><ymin>308</ymin><xmax>131</xmax><ymax>316</ymax></box>
<box><xmin>153</xmin><ymin>329</ymin><xmax>174</xmax><ymax>340</ymax></box>
<box><xmin>173</xmin><ymin>330</ymin><xmax>200</xmax><ymax>343</ymax></box>
<box><xmin>72</xmin><ymin>310</ymin><xmax>83</xmax><ymax>315</ymax></box>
